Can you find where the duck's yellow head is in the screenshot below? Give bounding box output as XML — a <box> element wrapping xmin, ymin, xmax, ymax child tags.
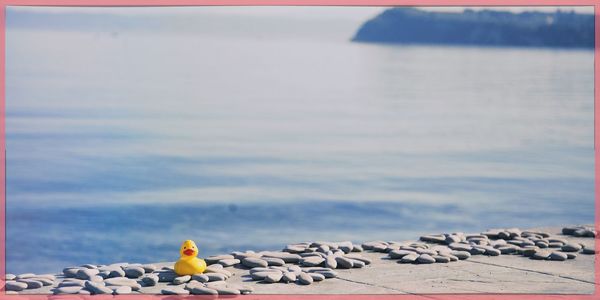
<box><xmin>180</xmin><ymin>240</ymin><xmax>199</xmax><ymax>258</ymax></box>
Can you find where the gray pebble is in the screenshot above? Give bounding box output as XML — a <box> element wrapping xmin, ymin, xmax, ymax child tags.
<box><xmin>251</xmin><ymin>271</ymin><xmax>281</xmax><ymax>281</ymax></box>
<box><xmin>206</xmin><ymin>254</ymin><xmax>235</xmax><ymax>265</ymax></box>
<box><xmin>335</xmin><ymin>256</ymin><xmax>354</xmax><ymax>268</ymax></box>
<box><xmin>450</xmin><ymin>251</ymin><xmax>471</xmax><ymax>260</ymax></box>
<box><xmin>309</xmin><ymin>273</ymin><xmax>325</xmax><ymax>281</ymax></box>
<box><xmin>338</xmin><ymin>241</ymin><xmax>354</xmax><ymax>253</ymax></box>
<box><xmin>532</xmin><ymin>250</ymin><xmax>551</xmax><ymax>260</ymax></box>
<box><xmin>582</xmin><ymin>248</ymin><xmax>597</xmax><ymax>255</ymax></box>
<box><xmin>242</xmin><ymin>257</ymin><xmax>269</xmax><ymax>268</ymax></box>
<box><xmin>399</xmin><ymin>253</ymin><xmax>419</xmax><ymax>263</ymax></box>
<box><xmin>173</xmin><ymin>275</ymin><xmax>191</xmax><ymax>285</ymax></box>
<box><xmin>449</xmin><ymin>243</ymin><xmax>472</xmax><ymax>252</ymax></box>
<box><xmin>263</xmin><ymin>272</ymin><xmax>283</xmax><ymax>283</ymax></box>
<box><xmin>263</xmin><ymin>257</ymin><xmax>285</xmax><ymax>266</ymax></box>
<box><xmin>58</xmin><ymin>279</ymin><xmax>86</xmax><ymax>287</ymax></box>
<box><xmin>142</xmin><ymin>274</ymin><xmax>158</xmax><ymax>286</ymax></box>
<box><xmin>262</xmin><ymin>252</ymin><xmax>302</xmax><ymax>263</ymax></box>
<box><xmin>549</xmin><ymin>251</ymin><xmax>568</xmax><ymax>261</ymax></box>
<box><xmin>5</xmin><ymin>281</ymin><xmax>28</xmax><ymax>291</ymax></box>
<box><xmin>17</xmin><ymin>279</ymin><xmax>43</xmax><ymax>289</ymax></box>
<box><xmin>301</xmin><ymin>256</ymin><xmax>325</xmax><ymax>267</ymax></box>
<box><xmin>29</xmin><ymin>277</ymin><xmax>54</xmax><ymax>286</ymax></box>
<box><xmin>433</xmin><ymin>255</ymin><xmax>451</xmax><ymax>263</ymax></box>
<box><xmin>85</xmin><ymin>281</ymin><xmax>113</xmax><ymax>295</ymax></box>
<box><xmin>498</xmin><ymin>246</ymin><xmax>518</xmax><ymax>254</ymax></box>
<box><xmin>75</xmin><ymin>268</ymin><xmax>99</xmax><ymax>280</ymax></box>
<box><xmin>350</xmin><ymin>259</ymin><xmax>365</xmax><ymax>268</ymax></box>
<box><xmin>352</xmin><ymin>245</ymin><xmax>363</xmax><ymax>252</ymax></box>
<box><xmin>389</xmin><ymin>249</ymin><xmax>414</xmax><ymax>259</ymax></box>
<box><xmin>142</xmin><ymin>264</ymin><xmax>157</xmax><ymax>273</ymax></box>
<box><xmin>562</xmin><ymin>243</ymin><xmax>583</xmax><ymax>252</ymax></box>
<box><xmin>191</xmin><ymin>273</ymin><xmax>210</xmax><ymax>283</ymax></box>
<box><xmin>417</xmin><ymin>254</ymin><xmax>436</xmax><ymax>264</ymax></box>
<box><xmin>108</xmin><ymin>268</ymin><xmax>126</xmax><ymax>278</ymax></box>
<box><xmin>157</xmin><ymin>271</ymin><xmax>178</xmax><ymax>282</ymax></box>
<box><xmin>124</xmin><ymin>266</ymin><xmax>145</xmax><ymax>278</ymax></box>
<box><xmin>345</xmin><ymin>254</ymin><xmax>372</xmax><ymax>265</ymax></box>
<box><xmin>282</xmin><ymin>272</ymin><xmax>297</xmax><ymax>283</ymax></box>
<box><xmin>113</xmin><ymin>286</ymin><xmax>132</xmax><ymax>295</ymax></box>
<box><xmin>217</xmin><ymin>258</ymin><xmax>241</xmax><ymax>267</ymax></box>
<box><xmin>567</xmin><ymin>253</ymin><xmax>578</xmax><ymax>259</ymax></box>
<box><xmin>5</xmin><ymin>274</ymin><xmax>16</xmax><ymax>280</ymax></box>
<box><xmin>297</xmin><ymin>272</ymin><xmax>313</xmax><ymax>285</ymax></box>
<box><xmin>16</xmin><ymin>273</ymin><xmax>36</xmax><ymax>279</ymax></box>
<box><xmin>80</xmin><ymin>264</ymin><xmax>98</xmax><ymax>269</ymax></box>
<box><xmin>314</xmin><ymin>270</ymin><xmax>338</xmax><ymax>278</ymax></box>
<box><xmin>325</xmin><ymin>256</ymin><xmax>337</xmax><ymax>268</ymax></box>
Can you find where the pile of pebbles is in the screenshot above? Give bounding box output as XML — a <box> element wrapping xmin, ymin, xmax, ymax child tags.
<box><xmin>562</xmin><ymin>225</ymin><xmax>596</xmax><ymax>238</ymax></box>
<box><xmin>202</xmin><ymin>240</ymin><xmax>371</xmax><ymax>286</ymax></box>
<box><xmin>3</xmin><ymin>273</ymin><xmax>56</xmax><ymax>294</ymax></box>
<box><xmin>362</xmin><ymin>226</ymin><xmax>595</xmax><ymax>265</ymax></box>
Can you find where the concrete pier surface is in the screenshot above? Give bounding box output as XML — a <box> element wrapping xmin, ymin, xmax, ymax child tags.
<box><xmin>7</xmin><ymin>226</ymin><xmax>596</xmax><ymax>295</ymax></box>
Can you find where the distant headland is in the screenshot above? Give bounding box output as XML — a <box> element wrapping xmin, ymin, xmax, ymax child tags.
<box><xmin>352</xmin><ymin>8</ymin><xmax>594</xmax><ymax>49</ymax></box>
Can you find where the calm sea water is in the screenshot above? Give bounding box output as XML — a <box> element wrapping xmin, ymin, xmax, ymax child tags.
<box><xmin>6</xmin><ymin>8</ymin><xmax>594</xmax><ymax>274</ymax></box>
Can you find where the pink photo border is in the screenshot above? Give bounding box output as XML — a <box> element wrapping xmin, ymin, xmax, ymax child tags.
<box><xmin>0</xmin><ymin>0</ymin><xmax>597</xmax><ymax>299</ymax></box>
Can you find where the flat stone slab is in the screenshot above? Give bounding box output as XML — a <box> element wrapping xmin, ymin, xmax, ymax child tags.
<box><xmin>15</xmin><ymin>226</ymin><xmax>595</xmax><ymax>295</ymax></box>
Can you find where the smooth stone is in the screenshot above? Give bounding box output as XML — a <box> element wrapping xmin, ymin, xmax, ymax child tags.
<box><xmin>205</xmin><ymin>272</ymin><xmax>226</xmax><ymax>282</ymax></box>
<box><xmin>445</xmin><ymin>235</ymin><xmax>462</xmax><ymax>244</ymax></box>
<box><xmin>325</xmin><ymin>256</ymin><xmax>338</xmax><ymax>268</ymax></box>
<box><xmin>548</xmin><ymin>242</ymin><xmax>564</xmax><ymax>248</ymax></box>
<box><xmin>75</xmin><ymin>268</ymin><xmax>99</xmax><ymax>280</ymax></box>
<box><xmin>190</xmin><ymin>286</ymin><xmax>219</xmax><ymax>295</ymax></box>
<box><xmin>350</xmin><ymin>259</ymin><xmax>365</xmax><ymax>268</ymax></box>
<box><xmin>399</xmin><ymin>253</ymin><xmax>419</xmax><ymax>263</ymax></box>
<box><xmin>417</xmin><ymin>254</ymin><xmax>436</xmax><ymax>264</ymax></box>
<box><xmin>314</xmin><ymin>270</ymin><xmax>338</xmax><ymax>278</ymax></box>
<box><xmin>562</xmin><ymin>243</ymin><xmax>583</xmax><ymax>252</ymax></box>
<box><xmin>161</xmin><ymin>287</ymin><xmax>190</xmax><ymax>295</ymax></box>
<box><xmin>15</xmin><ymin>273</ymin><xmax>37</xmax><ymax>280</ymax></box>
<box><xmin>373</xmin><ymin>244</ymin><xmax>389</xmax><ymax>252</ymax></box>
<box><xmin>582</xmin><ymin>248</ymin><xmax>597</xmax><ymax>255</ymax></box>
<box><xmin>282</xmin><ymin>272</ymin><xmax>297</xmax><ymax>283</ymax></box>
<box><xmin>309</xmin><ymin>273</ymin><xmax>325</xmax><ymax>281</ymax></box>
<box><xmin>29</xmin><ymin>277</ymin><xmax>54</xmax><ymax>286</ymax></box>
<box><xmin>263</xmin><ymin>257</ymin><xmax>285</xmax><ymax>266</ymax></box>
<box><xmin>157</xmin><ymin>271</ymin><xmax>178</xmax><ymax>282</ymax></box>
<box><xmin>142</xmin><ymin>274</ymin><xmax>159</xmax><ymax>286</ymax></box>
<box><xmin>283</xmin><ymin>245</ymin><xmax>308</xmax><ymax>253</ymax></box>
<box><xmin>567</xmin><ymin>253</ymin><xmax>578</xmax><ymax>259</ymax></box>
<box><xmin>263</xmin><ymin>272</ymin><xmax>283</xmax><ymax>283</ymax></box>
<box><xmin>345</xmin><ymin>254</ymin><xmax>372</xmax><ymax>265</ymax></box>
<box><xmin>5</xmin><ymin>274</ymin><xmax>16</xmax><ymax>280</ymax></box>
<box><xmin>352</xmin><ymin>245</ymin><xmax>364</xmax><ymax>252</ymax></box>
<box><xmin>301</xmin><ymin>256</ymin><xmax>325</xmax><ymax>267</ymax></box>
<box><xmin>85</xmin><ymin>281</ymin><xmax>113</xmax><ymax>295</ymax></box>
<box><xmin>108</xmin><ymin>268</ymin><xmax>126</xmax><ymax>278</ymax></box>
<box><xmin>261</xmin><ymin>252</ymin><xmax>302</xmax><ymax>263</ymax></box>
<box><xmin>389</xmin><ymin>249</ymin><xmax>414</xmax><ymax>259</ymax></box>
<box><xmin>205</xmin><ymin>254</ymin><xmax>235</xmax><ymax>265</ymax></box>
<box><xmin>338</xmin><ymin>241</ymin><xmax>354</xmax><ymax>253</ymax></box>
<box><xmin>498</xmin><ymin>246</ymin><xmax>518</xmax><ymax>254</ymax></box>
<box><xmin>536</xmin><ymin>242</ymin><xmax>549</xmax><ymax>248</ymax></box>
<box><xmin>439</xmin><ymin>253</ymin><xmax>459</xmax><ymax>261</ymax></box>
<box><xmin>214</xmin><ymin>287</ymin><xmax>241</xmax><ymax>295</ymax></box>
<box><xmin>251</xmin><ymin>271</ymin><xmax>281</xmax><ymax>281</ymax></box>
<box><xmin>362</xmin><ymin>241</ymin><xmax>387</xmax><ymax>250</ymax></box>
<box><xmin>483</xmin><ymin>247</ymin><xmax>501</xmax><ymax>256</ymax></box>
<box><xmin>469</xmin><ymin>247</ymin><xmax>486</xmax><ymax>255</ymax></box>
<box><xmin>217</xmin><ymin>258</ymin><xmax>241</xmax><ymax>267</ymax></box>
<box><xmin>451</xmin><ymin>251</ymin><xmax>471</xmax><ymax>260</ymax></box>
<box><xmin>142</xmin><ymin>264</ymin><xmax>157</xmax><ymax>273</ymax></box>
<box><xmin>124</xmin><ymin>266</ymin><xmax>145</xmax><ymax>278</ymax></box>
<box><xmin>113</xmin><ymin>285</ymin><xmax>132</xmax><ymax>295</ymax></box>
<box><xmin>58</xmin><ymin>279</ymin><xmax>86</xmax><ymax>287</ymax></box>
<box><xmin>335</xmin><ymin>256</ymin><xmax>354</xmax><ymax>268</ymax></box>
<box><xmin>416</xmin><ymin>248</ymin><xmax>438</xmax><ymax>255</ymax></box>
<box><xmin>249</xmin><ymin>267</ymin><xmax>274</xmax><ymax>274</ymax></box>
<box><xmin>104</xmin><ymin>277</ymin><xmax>141</xmax><ymax>290</ymax></box>
<box><xmin>242</xmin><ymin>257</ymin><xmax>269</xmax><ymax>268</ymax></box>
<box><xmin>297</xmin><ymin>272</ymin><xmax>313</xmax><ymax>285</ymax></box>
<box><xmin>53</xmin><ymin>286</ymin><xmax>83</xmax><ymax>294</ymax></box>
<box><xmin>521</xmin><ymin>247</ymin><xmax>540</xmax><ymax>257</ymax></box>
<box><xmin>97</xmin><ymin>270</ymin><xmax>111</xmax><ymax>279</ymax></box>
<box><xmin>318</xmin><ymin>244</ymin><xmax>330</xmax><ymax>253</ymax></box>
<box><xmin>173</xmin><ymin>275</ymin><xmax>191</xmax><ymax>285</ymax></box>
<box><xmin>532</xmin><ymin>250</ymin><xmax>552</xmax><ymax>260</ymax></box>
<box><xmin>433</xmin><ymin>255</ymin><xmax>451</xmax><ymax>263</ymax></box>
<box><xmin>17</xmin><ymin>279</ymin><xmax>44</xmax><ymax>289</ymax></box>
<box><xmin>449</xmin><ymin>243</ymin><xmax>472</xmax><ymax>252</ymax></box>
<box><xmin>549</xmin><ymin>251</ymin><xmax>568</xmax><ymax>261</ymax></box>
<box><xmin>190</xmin><ymin>273</ymin><xmax>209</xmax><ymax>283</ymax></box>
<box><xmin>5</xmin><ymin>281</ymin><xmax>28</xmax><ymax>291</ymax></box>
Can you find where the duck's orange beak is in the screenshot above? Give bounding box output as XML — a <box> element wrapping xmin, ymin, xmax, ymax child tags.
<box><xmin>183</xmin><ymin>249</ymin><xmax>194</xmax><ymax>256</ymax></box>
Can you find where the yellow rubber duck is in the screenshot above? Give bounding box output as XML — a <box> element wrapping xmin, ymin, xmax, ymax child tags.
<box><xmin>174</xmin><ymin>240</ymin><xmax>207</xmax><ymax>275</ymax></box>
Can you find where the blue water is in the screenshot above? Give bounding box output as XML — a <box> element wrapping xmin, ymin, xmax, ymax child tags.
<box><xmin>5</xmin><ymin>7</ymin><xmax>595</xmax><ymax>274</ymax></box>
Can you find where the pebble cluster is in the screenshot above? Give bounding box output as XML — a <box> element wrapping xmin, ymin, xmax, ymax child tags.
<box><xmin>363</xmin><ymin>227</ymin><xmax>596</xmax><ymax>265</ymax></box>
<box><xmin>2</xmin><ymin>226</ymin><xmax>595</xmax><ymax>295</ymax></box>
<box><xmin>202</xmin><ymin>240</ymin><xmax>370</xmax><ymax>287</ymax></box>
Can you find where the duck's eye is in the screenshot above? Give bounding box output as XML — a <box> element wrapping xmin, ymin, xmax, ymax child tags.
<box><xmin>183</xmin><ymin>247</ymin><xmax>187</xmax><ymax>249</ymax></box>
